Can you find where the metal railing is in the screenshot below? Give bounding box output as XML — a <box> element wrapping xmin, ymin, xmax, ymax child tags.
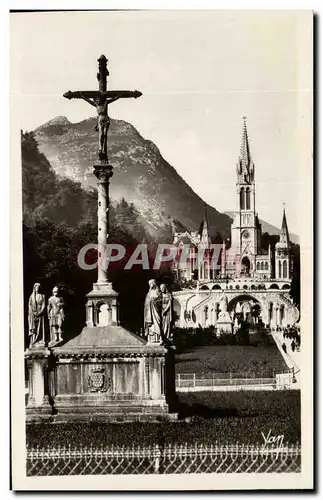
<box><xmin>26</xmin><ymin>442</ymin><xmax>301</xmax><ymax>476</ymax></box>
<box><xmin>175</xmin><ymin>371</ymin><xmax>294</xmax><ymax>390</ymax></box>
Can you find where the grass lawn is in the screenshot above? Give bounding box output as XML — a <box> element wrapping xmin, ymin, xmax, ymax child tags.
<box><xmin>26</xmin><ymin>390</ymin><xmax>300</xmax><ymax>447</ymax></box>
<box><xmin>175</xmin><ymin>343</ymin><xmax>288</xmax><ymax>376</ymax></box>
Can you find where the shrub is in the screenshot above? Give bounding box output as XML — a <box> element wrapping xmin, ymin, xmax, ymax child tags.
<box><xmin>26</xmin><ymin>390</ymin><xmax>301</xmax><ymax>447</ymax></box>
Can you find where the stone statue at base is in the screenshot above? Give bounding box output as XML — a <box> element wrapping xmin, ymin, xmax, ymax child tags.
<box><xmin>160</xmin><ymin>284</ymin><xmax>173</xmax><ymax>341</ymax></box>
<box><xmin>144</xmin><ymin>279</ymin><xmax>162</xmax><ymax>343</ymax></box>
<box><xmin>216</xmin><ymin>290</ymin><xmax>233</xmax><ymax>334</ymax></box>
<box><xmin>28</xmin><ymin>283</ymin><xmax>46</xmax><ymax>347</ymax></box>
<box><xmin>47</xmin><ymin>286</ymin><xmax>65</xmax><ymax>344</ymax></box>
<box><xmin>219</xmin><ymin>290</ymin><xmax>229</xmax><ymax>315</ymax></box>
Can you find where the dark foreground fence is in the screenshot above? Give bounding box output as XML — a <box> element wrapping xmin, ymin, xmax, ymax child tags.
<box><xmin>27</xmin><ymin>443</ymin><xmax>301</xmax><ymax>475</ymax></box>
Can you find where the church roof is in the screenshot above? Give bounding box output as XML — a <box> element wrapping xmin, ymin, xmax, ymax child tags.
<box><xmin>177</xmin><ymin>235</ymin><xmax>194</xmax><ymax>245</ymax></box>
<box><xmin>174</xmin><ymin>231</ymin><xmax>199</xmax><ymax>246</ymax></box>
<box><xmin>59</xmin><ymin>326</ymin><xmax>146</xmax><ymax>348</ymax></box>
<box><xmin>52</xmin><ymin>326</ymin><xmax>167</xmax><ymax>357</ymax></box>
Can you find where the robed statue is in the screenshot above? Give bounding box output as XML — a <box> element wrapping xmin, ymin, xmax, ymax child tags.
<box><xmin>160</xmin><ymin>284</ymin><xmax>173</xmax><ymax>340</ymax></box>
<box><xmin>219</xmin><ymin>290</ymin><xmax>229</xmax><ymax>314</ymax></box>
<box><xmin>217</xmin><ymin>290</ymin><xmax>232</xmax><ymax>323</ymax></box>
<box><xmin>28</xmin><ymin>283</ymin><xmax>46</xmax><ymax>346</ymax></box>
<box><xmin>47</xmin><ymin>286</ymin><xmax>65</xmax><ymax>343</ymax></box>
<box><xmin>144</xmin><ymin>279</ymin><xmax>162</xmax><ymax>343</ymax></box>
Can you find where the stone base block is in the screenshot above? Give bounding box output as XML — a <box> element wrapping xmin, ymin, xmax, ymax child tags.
<box><xmin>52</xmin><ymin>410</ymin><xmax>175</xmax><ymax>423</ymax></box>
<box><xmin>26</xmin><ymin>399</ymin><xmax>53</xmax><ymax>422</ymax></box>
<box><xmin>216</xmin><ymin>321</ymin><xmax>233</xmax><ymax>334</ymax></box>
<box><xmin>52</xmin><ymin>395</ymin><xmax>174</xmax><ymax>422</ymax></box>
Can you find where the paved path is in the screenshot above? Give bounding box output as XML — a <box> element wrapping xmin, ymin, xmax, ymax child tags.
<box><xmin>271</xmin><ymin>331</ymin><xmax>301</xmax><ymax>386</ymax></box>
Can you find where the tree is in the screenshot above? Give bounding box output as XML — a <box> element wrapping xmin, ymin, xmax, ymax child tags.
<box><xmin>251</xmin><ymin>303</ymin><xmax>261</xmax><ymax>324</ymax></box>
<box><xmin>21</xmin><ymin>132</ymin><xmax>162</xmax><ymax>335</ymax></box>
<box><xmin>261</xmin><ymin>232</ymin><xmax>279</xmax><ymax>250</ymax></box>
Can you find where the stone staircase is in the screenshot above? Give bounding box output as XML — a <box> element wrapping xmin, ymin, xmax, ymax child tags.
<box><xmin>271</xmin><ymin>331</ymin><xmax>301</xmax><ymax>387</ymax></box>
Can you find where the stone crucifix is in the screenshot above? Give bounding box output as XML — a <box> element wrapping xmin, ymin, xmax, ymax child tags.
<box><xmin>63</xmin><ymin>55</ymin><xmax>142</xmax><ymax>285</ymax></box>
<box><xmin>64</xmin><ymin>54</ymin><xmax>142</xmax><ymax>161</ymax></box>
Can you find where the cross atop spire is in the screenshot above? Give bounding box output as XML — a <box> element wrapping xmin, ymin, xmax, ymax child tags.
<box><xmin>237</xmin><ymin>116</ymin><xmax>254</xmax><ymax>183</ymax></box>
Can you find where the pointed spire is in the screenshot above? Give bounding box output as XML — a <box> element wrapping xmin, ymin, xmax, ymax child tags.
<box><xmin>203</xmin><ymin>203</ymin><xmax>208</xmax><ymax>222</ymax></box>
<box><xmin>240</xmin><ymin>116</ymin><xmax>251</xmax><ymax>164</ymax></box>
<box><xmin>201</xmin><ymin>204</ymin><xmax>209</xmax><ymax>233</ymax></box>
<box><xmin>201</xmin><ymin>217</ymin><xmax>209</xmax><ymax>238</ymax></box>
<box><xmin>280</xmin><ymin>205</ymin><xmax>290</xmax><ymax>246</ymax></box>
<box><xmin>200</xmin><ymin>205</ymin><xmax>211</xmax><ymax>247</ymax></box>
<box><xmin>237</xmin><ymin>116</ymin><xmax>255</xmax><ymax>183</ymax></box>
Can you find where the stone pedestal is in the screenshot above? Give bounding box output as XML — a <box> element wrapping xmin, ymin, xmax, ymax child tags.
<box><xmin>25</xmin><ymin>346</ymin><xmax>52</xmax><ymax>422</ymax></box>
<box><xmin>85</xmin><ymin>282</ymin><xmax>119</xmax><ymax>327</ymax></box>
<box><xmin>48</xmin><ymin>326</ymin><xmax>173</xmax><ymax>422</ymax></box>
<box><xmin>216</xmin><ymin>312</ymin><xmax>233</xmax><ymax>334</ymax></box>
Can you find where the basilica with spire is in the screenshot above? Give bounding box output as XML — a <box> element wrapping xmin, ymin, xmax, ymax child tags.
<box><xmin>172</xmin><ymin>118</ymin><xmax>299</xmax><ymax>331</ymax></box>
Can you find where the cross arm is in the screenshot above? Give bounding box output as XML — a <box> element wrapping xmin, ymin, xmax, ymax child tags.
<box><xmin>63</xmin><ymin>90</ymin><xmax>142</xmax><ymax>100</ymax></box>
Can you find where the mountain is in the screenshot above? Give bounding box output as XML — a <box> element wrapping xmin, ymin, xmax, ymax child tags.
<box><xmin>34</xmin><ymin>116</ymin><xmax>232</xmax><ymax>239</ymax></box>
<box><xmin>224</xmin><ymin>211</ymin><xmax>299</xmax><ymax>244</ymax></box>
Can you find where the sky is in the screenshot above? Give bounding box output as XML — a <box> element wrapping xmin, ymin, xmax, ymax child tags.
<box><xmin>10</xmin><ymin>10</ymin><xmax>312</xmax><ymax>235</ymax></box>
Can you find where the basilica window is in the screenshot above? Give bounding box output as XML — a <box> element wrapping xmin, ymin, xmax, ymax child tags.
<box><xmin>278</xmin><ymin>261</ymin><xmax>282</xmax><ymax>278</ymax></box>
<box><xmin>256</xmin><ymin>262</ymin><xmax>260</xmax><ymax>270</ymax></box>
<box><xmin>246</xmin><ymin>187</ymin><xmax>251</xmax><ymax>209</ymax></box>
<box><xmin>240</xmin><ymin>188</ymin><xmax>245</xmax><ymax>209</ymax></box>
<box><xmin>283</xmin><ymin>260</ymin><xmax>287</xmax><ymax>278</ymax></box>
<box><xmin>203</xmin><ymin>260</ymin><xmax>209</xmax><ymax>279</ymax></box>
<box><xmin>260</xmin><ymin>262</ymin><xmax>264</xmax><ymax>270</ymax></box>
<box><xmin>265</xmin><ymin>262</ymin><xmax>269</xmax><ymax>270</ymax></box>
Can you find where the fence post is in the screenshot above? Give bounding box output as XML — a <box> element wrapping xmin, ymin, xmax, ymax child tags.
<box><xmin>154</xmin><ymin>444</ymin><xmax>161</xmax><ymax>474</ymax></box>
<box><xmin>193</xmin><ymin>373</ymin><xmax>196</xmax><ymax>389</ymax></box>
<box><xmin>178</xmin><ymin>373</ymin><xmax>180</xmax><ymax>389</ymax></box>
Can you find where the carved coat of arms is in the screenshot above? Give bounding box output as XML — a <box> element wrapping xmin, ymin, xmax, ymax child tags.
<box><xmin>88</xmin><ymin>368</ymin><xmax>111</xmax><ymax>392</ymax></box>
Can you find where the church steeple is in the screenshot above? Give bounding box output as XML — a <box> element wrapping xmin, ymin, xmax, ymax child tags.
<box><xmin>236</xmin><ymin>117</ymin><xmax>255</xmax><ymax>184</ymax></box>
<box><xmin>200</xmin><ymin>206</ymin><xmax>211</xmax><ymax>247</ymax></box>
<box><xmin>274</xmin><ymin>206</ymin><xmax>291</xmax><ymax>280</ymax></box>
<box><xmin>279</xmin><ymin>206</ymin><xmax>290</xmax><ymax>247</ymax></box>
<box><xmin>231</xmin><ymin>117</ymin><xmax>259</xmax><ymax>264</ymax></box>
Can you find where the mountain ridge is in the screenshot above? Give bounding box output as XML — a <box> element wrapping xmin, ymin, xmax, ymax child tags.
<box><xmin>33</xmin><ymin>116</ymin><xmax>299</xmax><ymax>244</ymax></box>
<box><xmin>34</xmin><ymin>116</ymin><xmax>232</xmax><ymax>239</ymax></box>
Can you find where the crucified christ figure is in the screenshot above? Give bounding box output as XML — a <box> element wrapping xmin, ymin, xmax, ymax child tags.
<box><xmin>63</xmin><ymin>54</ymin><xmax>142</xmax><ymax>161</ymax></box>
<box><xmin>79</xmin><ymin>94</ymin><xmax>122</xmax><ymax>157</ymax></box>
